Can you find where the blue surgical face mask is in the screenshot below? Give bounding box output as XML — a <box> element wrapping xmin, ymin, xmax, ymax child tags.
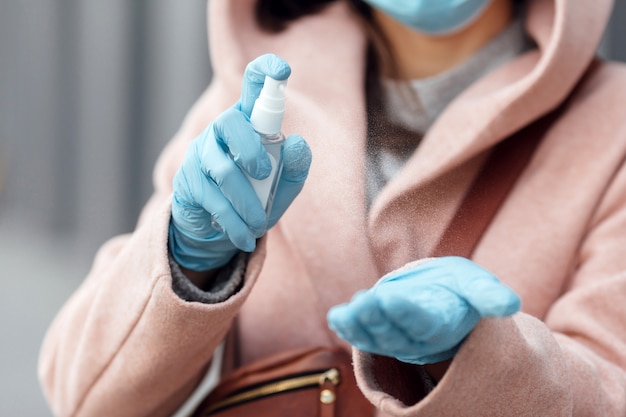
<box><xmin>363</xmin><ymin>0</ymin><xmax>492</xmax><ymax>35</ymax></box>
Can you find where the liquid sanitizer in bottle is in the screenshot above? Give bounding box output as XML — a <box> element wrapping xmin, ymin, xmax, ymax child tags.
<box><xmin>247</xmin><ymin>75</ymin><xmax>287</xmax><ymax>217</ymax></box>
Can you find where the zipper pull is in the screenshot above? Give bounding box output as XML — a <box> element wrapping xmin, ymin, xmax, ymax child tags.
<box><xmin>319</xmin><ymin>368</ymin><xmax>340</xmax><ymax>386</ymax></box>
<box><xmin>319</xmin><ymin>368</ymin><xmax>340</xmax><ymax>417</ymax></box>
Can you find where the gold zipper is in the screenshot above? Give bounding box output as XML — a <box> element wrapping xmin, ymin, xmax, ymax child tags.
<box><xmin>204</xmin><ymin>368</ymin><xmax>340</xmax><ymax>415</ymax></box>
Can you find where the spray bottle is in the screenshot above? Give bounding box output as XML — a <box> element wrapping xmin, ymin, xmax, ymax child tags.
<box><xmin>246</xmin><ymin>75</ymin><xmax>287</xmax><ymax>217</ymax></box>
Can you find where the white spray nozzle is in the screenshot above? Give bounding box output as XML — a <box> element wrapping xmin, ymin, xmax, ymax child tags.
<box><xmin>250</xmin><ymin>76</ymin><xmax>287</xmax><ymax>135</ymax></box>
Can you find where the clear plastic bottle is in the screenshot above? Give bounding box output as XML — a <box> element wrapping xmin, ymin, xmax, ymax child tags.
<box><xmin>247</xmin><ymin>76</ymin><xmax>288</xmax><ymax>217</ymax></box>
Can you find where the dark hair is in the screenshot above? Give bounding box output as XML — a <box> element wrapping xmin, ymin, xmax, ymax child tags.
<box><xmin>255</xmin><ymin>0</ymin><xmax>335</xmax><ymax>32</ymax></box>
<box><xmin>256</xmin><ymin>0</ymin><xmax>524</xmax><ymax>32</ymax></box>
<box><xmin>255</xmin><ymin>0</ymin><xmax>373</xmax><ymax>32</ymax></box>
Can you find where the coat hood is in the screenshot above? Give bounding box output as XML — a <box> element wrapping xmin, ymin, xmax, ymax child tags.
<box><xmin>205</xmin><ymin>0</ymin><xmax>614</xmax><ymax>278</ymax></box>
<box><xmin>206</xmin><ymin>0</ymin><xmax>613</xmax><ymax>140</ymax></box>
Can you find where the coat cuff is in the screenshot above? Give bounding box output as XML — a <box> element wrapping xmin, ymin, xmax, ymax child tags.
<box><xmin>352</xmin><ymin>315</ymin><xmax>572</xmax><ymax>416</ymax></box>
<box><xmin>169</xmin><ymin>252</ymin><xmax>249</xmax><ymax>304</ymax></box>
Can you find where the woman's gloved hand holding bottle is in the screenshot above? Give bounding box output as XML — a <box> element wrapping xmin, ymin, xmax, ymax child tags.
<box><xmin>168</xmin><ymin>53</ymin><xmax>312</xmax><ymax>273</ymax></box>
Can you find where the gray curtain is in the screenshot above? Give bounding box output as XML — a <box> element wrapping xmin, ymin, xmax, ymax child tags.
<box><xmin>0</xmin><ymin>2</ymin><xmax>210</xmax><ymax>416</ymax></box>
<box><xmin>0</xmin><ymin>0</ymin><xmax>211</xmax><ymax>260</ymax></box>
<box><xmin>606</xmin><ymin>0</ymin><xmax>626</xmax><ymax>62</ymax></box>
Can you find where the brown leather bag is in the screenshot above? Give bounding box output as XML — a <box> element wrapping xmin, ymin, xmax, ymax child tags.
<box><xmin>191</xmin><ymin>346</ymin><xmax>374</xmax><ymax>417</ymax></box>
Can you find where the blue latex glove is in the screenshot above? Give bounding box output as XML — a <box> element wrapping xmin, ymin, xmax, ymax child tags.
<box><xmin>327</xmin><ymin>256</ymin><xmax>521</xmax><ymax>364</ymax></box>
<box><xmin>169</xmin><ymin>53</ymin><xmax>312</xmax><ymax>271</ymax></box>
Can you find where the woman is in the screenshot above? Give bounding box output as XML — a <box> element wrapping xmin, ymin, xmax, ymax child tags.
<box><xmin>40</xmin><ymin>0</ymin><xmax>626</xmax><ymax>415</ymax></box>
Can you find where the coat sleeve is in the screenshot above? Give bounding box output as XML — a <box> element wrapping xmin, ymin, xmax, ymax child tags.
<box><xmin>352</xmin><ymin>143</ymin><xmax>626</xmax><ymax>416</ymax></box>
<box><xmin>37</xmin><ymin>81</ymin><xmax>264</xmax><ymax>417</ymax></box>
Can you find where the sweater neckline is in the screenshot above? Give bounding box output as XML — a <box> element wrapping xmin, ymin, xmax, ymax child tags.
<box><xmin>380</xmin><ymin>18</ymin><xmax>531</xmax><ymax>135</ymax></box>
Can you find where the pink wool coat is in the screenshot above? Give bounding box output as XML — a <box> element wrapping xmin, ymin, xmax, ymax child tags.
<box><xmin>40</xmin><ymin>0</ymin><xmax>626</xmax><ymax>415</ymax></box>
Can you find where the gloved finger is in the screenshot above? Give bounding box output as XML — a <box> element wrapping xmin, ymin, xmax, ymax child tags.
<box><xmin>376</xmin><ymin>293</ymin><xmax>444</xmax><ymax>342</ymax></box>
<box><xmin>238</xmin><ymin>53</ymin><xmax>291</xmax><ymax>117</ymax></box>
<box><xmin>379</xmin><ymin>294</ymin><xmax>477</xmax><ymax>360</ymax></box>
<box><xmin>171</xmin><ymin>187</ymin><xmax>221</xmax><ymax>240</ymax></box>
<box><xmin>348</xmin><ymin>290</ymin><xmax>413</xmax><ymax>354</ymax></box>
<box><xmin>268</xmin><ymin>134</ymin><xmax>312</xmax><ymax>226</ymax></box>
<box><xmin>181</xmin><ymin>155</ymin><xmax>257</xmax><ymax>252</ymax></box>
<box><xmin>279</xmin><ymin>134</ymin><xmax>312</xmax><ymax>184</ymax></box>
<box><xmin>204</xmin><ymin>119</ymin><xmax>268</xmax><ymax>231</ymax></box>
<box><xmin>440</xmin><ymin>257</ymin><xmax>521</xmax><ymax>317</ymax></box>
<box><xmin>378</xmin><ymin>285</ymin><xmax>479</xmax><ymax>343</ymax></box>
<box><xmin>463</xmin><ymin>280</ymin><xmax>521</xmax><ymax>317</ymax></box>
<box><xmin>396</xmin><ymin>346</ymin><xmax>459</xmax><ymax>366</ymax></box>
<box><xmin>460</xmin><ymin>277</ymin><xmax>521</xmax><ymax>317</ymax></box>
<box><xmin>327</xmin><ymin>302</ymin><xmax>378</xmax><ymax>350</ymax></box>
<box><xmin>195</xmin><ymin>123</ymin><xmax>268</xmax><ymax>236</ymax></box>
<box><xmin>211</xmin><ymin>108</ymin><xmax>272</xmax><ymax>180</ymax></box>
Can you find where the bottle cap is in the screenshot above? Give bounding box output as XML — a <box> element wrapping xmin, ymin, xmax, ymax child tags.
<box><xmin>250</xmin><ymin>76</ymin><xmax>287</xmax><ymax>135</ymax></box>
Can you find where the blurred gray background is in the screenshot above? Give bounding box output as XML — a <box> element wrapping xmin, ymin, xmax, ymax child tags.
<box><xmin>0</xmin><ymin>1</ymin><xmax>210</xmax><ymax>415</ymax></box>
<box><xmin>0</xmin><ymin>1</ymin><xmax>625</xmax><ymax>416</ymax></box>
